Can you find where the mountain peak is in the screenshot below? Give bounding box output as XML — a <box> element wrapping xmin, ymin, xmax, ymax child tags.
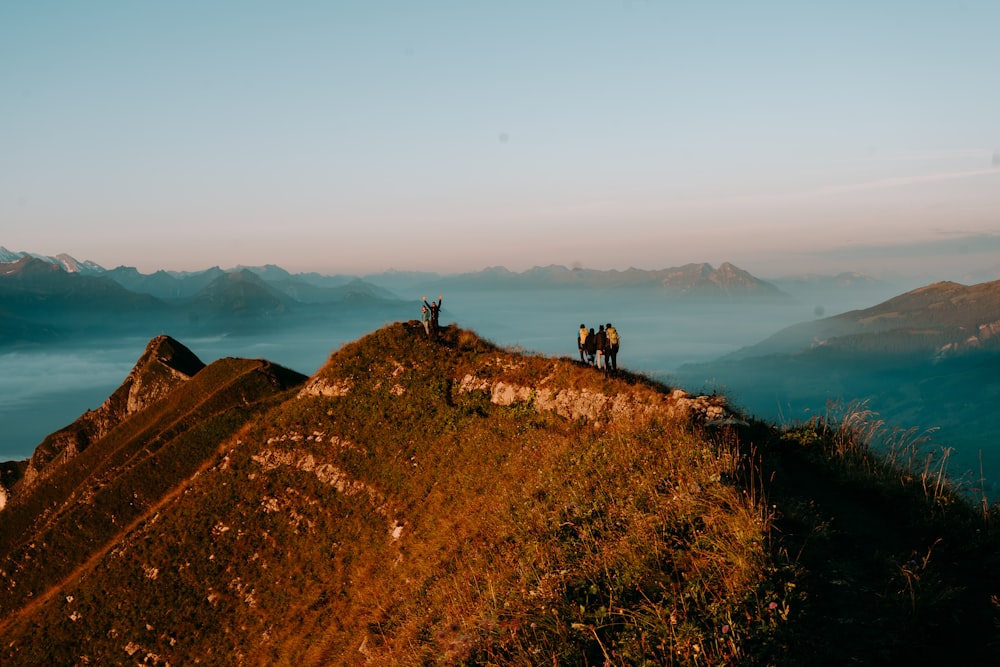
<box><xmin>657</xmin><ymin>261</ymin><xmax>787</xmax><ymax>299</ymax></box>
<box><xmin>0</xmin><ymin>256</ymin><xmax>61</xmax><ymax>276</ymax></box>
<box><xmin>17</xmin><ymin>336</ymin><xmax>206</xmax><ymax>490</ymax></box>
<box><xmin>0</xmin><ymin>249</ymin><xmax>105</xmax><ymax>275</ymax></box>
<box><xmin>132</xmin><ymin>335</ymin><xmax>208</xmax><ymax>401</ymax></box>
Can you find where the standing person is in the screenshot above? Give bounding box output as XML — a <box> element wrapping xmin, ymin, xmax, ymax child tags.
<box><xmin>595</xmin><ymin>324</ymin><xmax>608</xmax><ymax>373</ymax></box>
<box><xmin>584</xmin><ymin>327</ymin><xmax>597</xmax><ymax>365</ymax></box>
<box><xmin>578</xmin><ymin>323</ymin><xmax>588</xmax><ymax>362</ymax></box>
<box><xmin>420</xmin><ymin>304</ymin><xmax>431</xmax><ymax>338</ymax></box>
<box><xmin>422</xmin><ymin>294</ymin><xmax>443</xmax><ymax>338</ymax></box>
<box><xmin>606</xmin><ymin>322</ymin><xmax>620</xmax><ymax>373</ymax></box>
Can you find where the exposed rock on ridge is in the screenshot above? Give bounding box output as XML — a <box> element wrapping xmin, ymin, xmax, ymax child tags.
<box><xmin>302</xmin><ymin>331</ymin><xmax>731</xmax><ymax>427</ymax></box>
<box><xmin>458</xmin><ymin>366</ymin><xmax>728</xmax><ymax>424</ymax></box>
<box><xmin>16</xmin><ymin>335</ymin><xmax>205</xmax><ymax>492</ymax></box>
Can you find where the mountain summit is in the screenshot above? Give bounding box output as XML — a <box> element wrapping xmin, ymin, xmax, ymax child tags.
<box><xmin>657</xmin><ymin>261</ymin><xmax>787</xmax><ymax>298</ymax></box>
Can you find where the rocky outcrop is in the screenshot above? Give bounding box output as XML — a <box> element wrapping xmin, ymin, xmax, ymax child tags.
<box><xmin>458</xmin><ymin>372</ymin><xmax>729</xmax><ymax>426</ymax></box>
<box><xmin>936</xmin><ymin>318</ymin><xmax>1000</xmax><ymax>357</ymax></box>
<box><xmin>15</xmin><ymin>336</ymin><xmax>205</xmax><ymax>494</ymax></box>
<box><xmin>248</xmin><ymin>430</ymin><xmax>402</xmax><ymax>540</ymax></box>
<box><xmin>298</xmin><ymin>375</ymin><xmax>354</xmax><ymax>398</ymax></box>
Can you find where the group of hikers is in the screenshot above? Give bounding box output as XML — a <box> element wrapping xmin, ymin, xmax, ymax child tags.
<box><xmin>418</xmin><ymin>296</ymin><xmax>621</xmax><ymax>374</ymax></box>
<box><xmin>578</xmin><ymin>322</ymin><xmax>620</xmax><ymax>373</ymax></box>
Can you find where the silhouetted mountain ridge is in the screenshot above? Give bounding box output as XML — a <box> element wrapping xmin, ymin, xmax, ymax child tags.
<box><xmin>2</xmin><ymin>247</ymin><xmax>863</xmax><ymax>307</ymax></box>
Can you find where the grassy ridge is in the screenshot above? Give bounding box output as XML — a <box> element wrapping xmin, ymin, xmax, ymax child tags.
<box><xmin>0</xmin><ymin>358</ymin><xmax>306</xmax><ymax>622</ymax></box>
<box><xmin>1</xmin><ymin>322</ymin><xmax>998</xmax><ymax>665</ymax></box>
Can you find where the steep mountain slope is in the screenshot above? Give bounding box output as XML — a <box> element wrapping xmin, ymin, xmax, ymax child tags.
<box><xmin>0</xmin><ymin>347</ymin><xmax>306</xmax><ymax>634</ymax></box>
<box><xmin>768</xmin><ymin>271</ymin><xmax>907</xmax><ymax>316</ymax></box>
<box><xmin>1</xmin><ymin>324</ymin><xmax>998</xmax><ymax>665</ymax></box>
<box><xmin>15</xmin><ymin>335</ymin><xmax>206</xmax><ymax>491</ymax></box>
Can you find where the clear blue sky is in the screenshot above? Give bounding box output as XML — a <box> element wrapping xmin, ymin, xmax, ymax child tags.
<box><xmin>3</xmin><ymin>1</ymin><xmax>998</xmax><ymax>278</ymax></box>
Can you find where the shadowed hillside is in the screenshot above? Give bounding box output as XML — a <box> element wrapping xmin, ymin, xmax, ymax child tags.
<box><xmin>675</xmin><ymin>279</ymin><xmax>1000</xmax><ymax>494</ymax></box>
<box><xmin>1</xmin><ymin>323</ymin><xmax>998</xmax><ymax>665</ymax></box>
<box><xmin>718</xmin><ymin>279</ymin><xmax>1000</xmax><ymax>361</ymax></box>
<box><xmin>0</xmin><ymin>348</ymin><xmax>307</xmax><ymax>631</ymax></box>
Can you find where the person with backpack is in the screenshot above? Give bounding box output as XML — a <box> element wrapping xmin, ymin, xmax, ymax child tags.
<box><xmin>578</xmin><ymin>323</ymin><xmax>588</xmax><ymax>362</ymax></box>
<box><xmin>606</xmin><ymin>322</ymin><xmax>620</xmax><ymax>372</ymax></box>
<box><xmin>595</xmin><ymin>324</ymin><xmax>608</xmax><ymax>372</ymax></box>
<box><xmin>584</xmin><ymin>327</ymin><xmax>597</xmax><ymax>365</ymax></box>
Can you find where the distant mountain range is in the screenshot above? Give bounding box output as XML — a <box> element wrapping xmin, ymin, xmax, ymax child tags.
<box><xmin>2</xmin><ymin>247</ymin><xmax>794</xmax><ymax>298</ymax></box>
<box><xmin>3</xmin><ymin>245</ymin><xmax>913</xmax><ymax>306</ymax></box>
<box><xmin>0</xmin><ymin>252</ymin><xmax>411</xmax><ymax>347</ymax></box>
<box><xmin>422</xmin><ymin>261</ymin><xmax>794</xmax><ymax>300</ymax></box>
<box><xmin>2</xmin><ymin>244</ymin><xmax>864</xmax><ymax>306</ymax></box>
<box><xmin>0</xmin><ymin>248</ymin><xmax>821</xmax><ymax>349</ymax></box>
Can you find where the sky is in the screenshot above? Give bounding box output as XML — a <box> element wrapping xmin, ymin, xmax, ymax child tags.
<box><xmin>3</xmin><ymin>1</ymin><xmax>999</xmax><ymax>279</ymax></box>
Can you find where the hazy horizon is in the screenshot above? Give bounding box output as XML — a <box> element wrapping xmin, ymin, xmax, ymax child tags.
<box><xmin>3</xmin><ymin>243</ymin><xmax>998</xmax><ymax>290</ymax></box>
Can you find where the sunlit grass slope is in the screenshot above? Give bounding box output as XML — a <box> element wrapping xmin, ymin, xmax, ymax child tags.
<box><xmin>2</xmin><ymin>322</ymin><xmax>999</xmax><ymax>665</ymax></box>
<box><xmin>0</xmin><ymin>323</ymin><xmax>772</xmax><ymax>665</ymax></box>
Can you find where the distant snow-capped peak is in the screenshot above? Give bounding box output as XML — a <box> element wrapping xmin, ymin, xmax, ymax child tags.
<box><xmin>0</xmin><ymin>246</ymin><xmax>105</xmax><ymax>274</ymax></box>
